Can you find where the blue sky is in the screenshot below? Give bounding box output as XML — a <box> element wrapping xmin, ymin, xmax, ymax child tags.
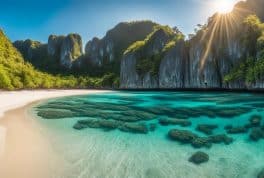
<box><xmin>0</xmin><ymin>0</ymin><xmax>240</xmax><ymax>44</ymax></box>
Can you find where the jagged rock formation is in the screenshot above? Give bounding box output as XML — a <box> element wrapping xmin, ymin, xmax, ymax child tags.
<box><xmin>13</xmin><ymin>39</ymin><xmax>48</xmax><ymax>62</ymax></box>
<box><xmin>48</xmin><ymin>34</ymin><xmax>83</xmax><ymax>69</ymax></box>
<box><xmin>11</xmin><ymin>0</ymin><xmax>264</xmax><ymax>89</ymax></box>
<box><xmin>120</xmin><ymin>26</ymin><xmax>179</xmax><ymax>88</ymax></box>
<box><xmin>14</xmin><ymin>33</ymin><xmax>83</xmax><ymax>69</ymax></box>
<box><xmin>84</xmin><ymin>21</ymin><xmax>157</xmax><ymax>73</ymax></box>
<box><xmin>120</xmin><ymin>0</ymin><xmax>264</xmax><ymax>89</ymax></box>
<box><xmin>159</xmin><ymin>40</ymin><xmax>187</xmax><ymax>88</ymax></box>
<box><xmin>47</xmin><ymin>35</ymin><xmax>64</xmax><ymax>57</ymax></box>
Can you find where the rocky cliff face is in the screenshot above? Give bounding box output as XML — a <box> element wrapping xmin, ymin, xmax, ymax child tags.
<box><xmin>11</xmin><ymin>0</ymin><xmax>264</xmax><ymax>89</ymax></box>
<box><xmin>60</xmin><ymin>34</ymin><xmax>83</xmax><ymax>68</ymax></box>
<box><xmin>13</xmin><ymin>39</ymin><xmax>47</xmax><ymax>62</ymax></box>
<box><xmin>120</xmin><ymin>0</ymin><xmax>264</xmax><ymax>90</ymax></box>
<box><xmin>120</xmin><ymin>53</ymin><xmax>159</xmax><ymax>88</ymax></box>
<box><xmin>84</xmin><ymin>21</ymin><xmax>157</xmax><ymax>68</ymax></box>
<box><xmin>120</xmin><ymin>27</ymin><xmax>177</xmax><ymax>88</ymax></box>
<box><xmin>48</xmin><ymin>34</ymin><xmax>83</xmax><ymax>69</ymax></box>
<box><xmin>14</xmin><ymin>33</ymin><xmax>83</xmax><ymax>69</ymax></box>
<box><xmin>47</xmin><ymin>35</ymin><xmax>64</xmax><ymax>57</ymax></box>
<box><xmin>159</xmin><ymin>40</ymin><xmax>186</xmax><ymax>88</ymax></box>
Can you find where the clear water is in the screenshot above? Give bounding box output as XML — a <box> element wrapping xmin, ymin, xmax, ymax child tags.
<box><xmin>32</xmin><ymin>91</ymin><xmax>264</xmax><ymax>178</ymax></box>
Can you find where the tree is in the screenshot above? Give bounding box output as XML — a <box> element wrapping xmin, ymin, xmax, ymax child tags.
<box><xmin>0</xmin><ymin>66</ymin><xmax>13</xmax><ymax>90</ymax></box>
<box><xmin>242</xmin><ymin>15</ymin><xmax>263</xmax><ymax>57</ymax></box>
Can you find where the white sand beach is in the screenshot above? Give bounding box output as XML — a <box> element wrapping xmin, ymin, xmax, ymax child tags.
<box><xmin>0</xmin><ymin>90</ymin><xmax>109</xmax><ymax>178</ymax></box>
<box><xmin>0</xmin><ymin>90</ymin><xmax>109</xmax><ymax>118</ymax></box>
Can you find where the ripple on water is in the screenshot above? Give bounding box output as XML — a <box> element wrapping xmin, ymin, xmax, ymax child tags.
<box><xmin>33</xmin><ymin>92</ymin><xmax>264</xmax><ymax>178</ymax></box>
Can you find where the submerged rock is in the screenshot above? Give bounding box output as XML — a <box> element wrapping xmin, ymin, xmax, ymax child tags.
<box><xmin>168</xmin><ymin>129</ymin><xmax>198</xmax><ymax>143</ymax></box>
<box><xmin>37</xmin><ymin>109</ymin><xmax>75</xmax><ymax>119</ymax></box>
<box><xmin>188</xmin><ymin>151</ymin><xmax>209</xmax><ymax>165</ymax></box>
<box><xmin>249</xmin><ymin>128</ymin><xmax>264</xmax><ymax>141</ymax></box>
<box><xmin>191</xmin><ymin>137</ymin><xmax>212</xmax><ymax>148</ymax></box>
<box><xmin>250</xmin><ymin>115</ymin><xmax>262</xmax><ymax>127</ymax></box>
<box><xmin>215</xmin><ymin>107</ymin><xmax>251</xmax><ymax>118</ymax></box>
<box><xmin>159</xmin><ymin>118</ymin><xmax>191</xmax><ymax>127</ymax></box>
<box><xmin>73</xmin><ymin>118</ymin><xmax>149</xmax><ymax>134</ymax></box>
<box><xmin>119</xmin><ymin>123</ymin><xmax>148</xmax><ymax>134</ymax></box>
<box><xmin>224</xmin><ymin>125</ymin><xmax>233</xmax><ymax>130</ymax></box>
<box><xmin>75</xmin><ymin>119</ymin><xmax>101</xmax><ymax>129</ymax></box>
<box><xmin>196</xmin><ymin>124</ymin><xmax>218</xmax><ymax>135</ymax></box>
<box><xmin>258</xmin><ymin>168</ymin><xmax>264</xmax><ymax>178</ymax></box>
<box><xmin>168</xmin><ymin>129</ymin><xmax>233</xmax><ymax>148</ymax></box>
<box><xmin>149</xmin><ymin>124</ymin><xmax>157</xmax><ymax>132</ymax></box>
<box><xmin>208</xmin><ymin>134</ymin><xmax>233</xmax><ymax>145</ymax></box>
<box><xmin>121</xmin><ymin>110</ymin><xmax>155</xmax><ymax>121</ymax></box>
<box><xmin>99</xmin><ymin>119</ymin><xmax>120</xmax><ymax>130</ymax></box>
<box><xmin>73</xmin><ymin>122</ymin><xmax>88</xmax><ymax>130</ymax></box>
<box><xmin>227</xmin><ymin>126</ymin><xmax>248</xmax><ymax>134</ymax></box>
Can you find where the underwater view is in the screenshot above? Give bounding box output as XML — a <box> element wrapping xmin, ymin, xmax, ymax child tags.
<box><xmin>32</xmin><ymin>92</ymin><xmax>264</xmax><ymax>178</ymax></box>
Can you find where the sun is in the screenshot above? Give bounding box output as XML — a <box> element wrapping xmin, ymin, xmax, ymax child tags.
<box><xmin>214</xmin><ymin>0</ymin><xmax>236</xmax><ymax>14</ymax></box>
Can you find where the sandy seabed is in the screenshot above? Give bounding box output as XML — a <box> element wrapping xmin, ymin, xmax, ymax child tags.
<box><xmin>0</xmin><ymin>90</ymin><xmax>109</xmax><ymax>178</ymax></box>
<box><xmin>1</xmin><ymin>90</ymin><xmax>264</xmax><ymax>178</ymax></box>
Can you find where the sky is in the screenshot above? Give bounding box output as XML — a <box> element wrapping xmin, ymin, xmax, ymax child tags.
<box><xmin>0</xmin><ymin>0</ymin><xmax>241</xmax><ymax>44</ymax></box>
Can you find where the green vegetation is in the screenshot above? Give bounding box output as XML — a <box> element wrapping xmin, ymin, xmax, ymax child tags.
<box><xmin>124</xmin><ymin>25</ymin><xmax>184</xmax><ymax>76</ymax></box>
<box><xmin>124</xmin><ymin>25</ymin><xmax>178</xmax><ymax>55</ymax></box>
<box><xmin>83</xmin><ymin>21</ymin><xmax>157</xmax><ymax>76</ymax></box>
<box><xmin>242</xmin><ymin>15</ymin><xmax>264</xmax><ymax>57</ymax></box>
<box><xmin>162</xmin><ymin>35</ymin><xmax>184</xmax><ymax>53</ymax></box>
<box><xmin>224</xmin><ymin>15</ymin><xmax>264</xmax><ymax>84</ymax></box>
<box><xmin>0</xmin><ymin>30</ymin><xmax>118</xmax><ymax>90</ymax></box>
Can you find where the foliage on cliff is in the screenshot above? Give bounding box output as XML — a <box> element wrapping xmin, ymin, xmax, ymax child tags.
<box><xmin>124</xmin><ymin>25</ymin><xmax>184</xmax><ymax>76</ymax></box>
<box><xmin>13</xmin><ymin>39</ymin><xmax>62</xmax><ymax>73</ymax></box>
<box><xmin>224</xmin><ymin>15</ymin><xmax>264</xmax><ymax>84</ymax></box>
<box><xmin>83</xmin><ymin>21</ymin><xmax>157</xmax><ymax>76</ymax></box>
<box><xmin>0</xmin><ymin>30</ymin><xmax>115</xmax><ymax>90</ymax></box>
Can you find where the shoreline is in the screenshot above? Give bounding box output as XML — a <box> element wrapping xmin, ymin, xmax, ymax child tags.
<box><xmin>0</xmin><ymin>89</ymin><xmax>111</xmax><ymax>178</ymax></box>
<box><xmin>0</xmin><ymin>89</ymin><xmax>110</xmax><ymax>118</ymax></box>
<box><xmin>117</xmin><ymin>88</ymin><xmax>264</xmax><ymax>93</ymax></box>
<box><xmin>0</xmin><ymin>90</ymin><xmax>263</xmax><ymax>177</ymax></box>
<box><xmin>0</xmin><ymin>103</ymin><xmax>55</xmax><ymax>178</ymax></box>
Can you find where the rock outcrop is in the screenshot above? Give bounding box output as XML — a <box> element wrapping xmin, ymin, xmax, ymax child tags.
<box><xmin>119</xmin><ymin>0</ymin><xmax>264</xmax><ymax>90</ymax></box>
<box><xmin>12</xmin><ymin>0</ymin><xmax>264</xmax><ymax>89</ymax></box>
<box><xmin>13</xmin><ymin>39</ymin><xmax>48</xmax><ymax>62</ymax></box>
<box><xmin>14</xmin><ymin>33</ymin><xmax>83</xmax><ymax>69</ymax></box>
<box><xmin>159</xmin><ymin>40</ymin><xmax>187</xmax><ymax>88</ymax></box>
<box><xmin>60</xmin><ymin>34</ymin><xmax>82</xmax><ymax>68</ymax></box>
<box><xmin>120</xmin><ymin>26</ymin><xmax>178</xmax><ymax>88</ymax></box>
<box><xmin>188</xmin><ymin>151</ymin><xmax>209</xmax><ymax>165</ymax></box>
<box><xmin>48</xmin><ymin>34</ymin><xmax>83</xmax><ymax>69</ymax></box>
<box><xmin>258</xmin><ymin>168</ymin><xmax>264</xmax><ymax>178</ymax></box>
<box><xmin>84</xmin><ymin>21</ymin><xmax>157</xmax><ymax>67</ymax></box>
<box><xmin>47</xmin><ymin>35</ymin><xmax>64</xmax><ymax>57</ymax></box>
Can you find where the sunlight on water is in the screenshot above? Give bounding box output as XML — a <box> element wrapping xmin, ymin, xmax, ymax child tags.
<box><xmin>32</xmin><ymin>92</ymin><xmax>264</xmax><ymax>178</ymax></box>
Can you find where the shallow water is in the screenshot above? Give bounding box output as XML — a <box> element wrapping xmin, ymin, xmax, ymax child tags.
<box><xmin>33</xmin><ymin>91</ymin><xmax>264</xmax><ymax>178</ymax></box>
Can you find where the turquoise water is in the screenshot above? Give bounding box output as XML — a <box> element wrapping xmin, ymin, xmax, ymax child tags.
<box><xmin>33</xmin><ymin>92</ymin><xmax>264</xmax><ymax>178</ymax></box>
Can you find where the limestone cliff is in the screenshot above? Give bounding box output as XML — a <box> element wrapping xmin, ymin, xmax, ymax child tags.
<box><xmin>11</xmin><ymin>0</ymin><xmax>264</xmax><ymax>90</ymax></box>
<box><xmin>60</xmin><ymin>34</ymin><xmax>83</xmax><ymax>68</ymax></box>
<box><xmin>48</xmin><ymin>34</ymin><xmax>83</xmax><ymax>69</ymax></box>
<box><xmin>13</xmin><ymin>39</ymin><xmax>48</xmax><ymax>62</ymax></box>
<box><xmin>120</xmin><ymin>0</ymin><xmax>264</xmax><ymax>90</ymax></box>
<box><xmin>84</xmin><ymin>21</ymin><xmax>157</xmax><ymax>73</ymax></box>
<box><xmin>159</xmin><ymin>40</ymin><xmax>187</xmax><ymax>88</ymax></box>
<box><xmin>120</xmin><ymin>26</ymin><xmax>178</xmax><ymax>88</ymax></box>
<box><xmin>14</xmin><ymin>33</ymin><xmax>83</xmax><ymax>70</ymax></box>
<box><xmin>48</xmin><ymin>35</ymin><xmax>64</xmax><ymax>57</ymax></box>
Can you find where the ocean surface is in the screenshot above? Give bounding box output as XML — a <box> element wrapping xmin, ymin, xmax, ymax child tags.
<box><xmin>31</xmin><ymin>91</ymin><xmax>264</xmax><ymax>178</ymax></box>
